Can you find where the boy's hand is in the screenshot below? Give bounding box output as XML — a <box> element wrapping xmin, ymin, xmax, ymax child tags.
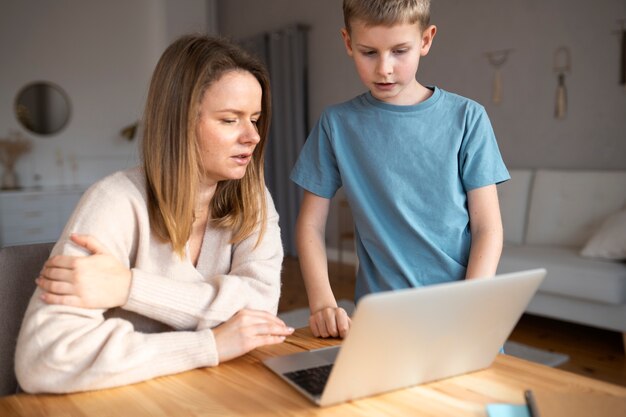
<box><xmin>309</xmin><ymin>307</ymin><xmax>351</xmax><ymax>339</ymax></box>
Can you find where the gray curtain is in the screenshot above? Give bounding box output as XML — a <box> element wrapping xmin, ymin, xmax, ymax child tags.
<box><xmin>241</xmin><ymin>25</ymin><xmax>309</xmax><ymax>256</ymax></box>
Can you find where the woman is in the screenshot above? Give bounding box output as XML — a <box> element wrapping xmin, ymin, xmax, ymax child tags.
<box><xmin>15</xmin><ymin>35</ymin><xmax>292</xmax><ymax>394</ymax></box>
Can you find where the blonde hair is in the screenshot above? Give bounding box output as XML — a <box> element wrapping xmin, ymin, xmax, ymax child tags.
<box><xmin>142</xmin><ymin>34</ymin><xmax>271</xmax><ymax>257</ymax></box>
<box><xmin>343</xmin><ymin>0</ymin><xmax>431</xmax><ymax>33</ymax></box>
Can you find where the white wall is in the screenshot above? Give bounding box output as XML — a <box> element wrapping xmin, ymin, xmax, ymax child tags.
<box><xmin>0</xmin><ymin>0</ymin><xmax>210</xmax><ymax>188</ymax></box>
<box><xmin>217</xmin><ymin>0</ymin><xmax>626</xmax><ymax>170</ymax></box>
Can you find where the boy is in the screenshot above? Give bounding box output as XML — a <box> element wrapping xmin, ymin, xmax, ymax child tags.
<box><xmin>290</xmin><ymin>0</ymin><xmax>510</xmax><ymax>338</ymax></box>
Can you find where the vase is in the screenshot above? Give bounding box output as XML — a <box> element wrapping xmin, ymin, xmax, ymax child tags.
<box><xmin>1</xmin><ymin>164</ymin><xmax>20</xmax><ymax>190</ymax></box>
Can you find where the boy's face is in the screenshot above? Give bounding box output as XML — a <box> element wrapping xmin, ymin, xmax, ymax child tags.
<box><xmin>342</xmin><ymin>20</ymin><xmax>436</xmax><ymax>105</ymax></box>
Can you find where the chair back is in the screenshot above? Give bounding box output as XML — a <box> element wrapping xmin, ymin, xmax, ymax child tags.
<box><xmin>0</xmin><ymin>242</ymin><xmax>54</xmax><ymax>397</ymax></box>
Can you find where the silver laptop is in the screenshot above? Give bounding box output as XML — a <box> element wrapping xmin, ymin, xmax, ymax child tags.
<box><xmin>263</xmin><ymin>268</ymin><xmax>546</xmax><ymax>407</ymax></box>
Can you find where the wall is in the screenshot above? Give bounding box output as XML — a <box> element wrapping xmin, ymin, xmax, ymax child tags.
<box><xmin>0</xmin><ymin>0</ymin><xmax>210</xmax><ymax>188</ymax></box>
<box><xmin>217</xmin><ymin>0</ymin><xmax>626</xmax><ymax>255</ymax></box>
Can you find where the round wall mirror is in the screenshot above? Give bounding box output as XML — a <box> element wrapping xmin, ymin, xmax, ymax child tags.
<box><xmin>14</xmin><ymin>81</ymin><xmax>71</xmax><ymax>135</ymax></box>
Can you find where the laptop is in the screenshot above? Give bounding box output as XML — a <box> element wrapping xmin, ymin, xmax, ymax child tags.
<box><xmin>263</xmin><ymin>268</ymin><xmax>546</xmax><ymax>407</ymax></box>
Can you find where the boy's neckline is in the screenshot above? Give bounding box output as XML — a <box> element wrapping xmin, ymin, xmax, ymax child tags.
<box><xmin>364</xmin><ymin>86</ymin><xmax>441</xmax><ymax>112</ymax></box>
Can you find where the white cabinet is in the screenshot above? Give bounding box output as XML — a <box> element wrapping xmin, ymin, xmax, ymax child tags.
<box><xmin>0</xmin><ymin>187</ymin><xmax>85</xmax><ymax>247</ymax></box>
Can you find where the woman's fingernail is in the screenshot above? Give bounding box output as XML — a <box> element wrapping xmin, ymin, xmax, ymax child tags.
<box><xmin>287</xmin><ymin>327</ymin><xmax>295</xmax><ymax>332</ymax></box>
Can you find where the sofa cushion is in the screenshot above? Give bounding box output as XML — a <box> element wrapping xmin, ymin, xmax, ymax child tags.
<box><xmin>497</xmin><ymin>169</ymin><xmax>533</xmax><ymax>245</ymax></box>
<box><xmin>498</xmin><ymin>244</ymin><xmax>626</xmax><ymax>305</ymax></box>
<box><xmin>525</xmin><ymin>170</ymin><xmax>626</xmax><ymax>246</ymax></box>
<box><xmin>580</xmin><ymin>209</ymin><xmax>626</xmax><ymax>260</ymax></box>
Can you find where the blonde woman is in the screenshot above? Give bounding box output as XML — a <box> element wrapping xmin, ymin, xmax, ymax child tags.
<box><xmin>15</xmin><ymin>35</ymin><xmax>291</xmax><ymax>394</ymax></box>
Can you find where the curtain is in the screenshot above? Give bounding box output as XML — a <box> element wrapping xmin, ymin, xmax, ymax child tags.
<box><xmin>241</xmin><ymin>25</ymin><xmax>309</xmax><ymax>256</ymax></box>
<box><xmin>619</xmin><ymin>28</ymin><xmax>626</xmax><ymax>87</ymax></box>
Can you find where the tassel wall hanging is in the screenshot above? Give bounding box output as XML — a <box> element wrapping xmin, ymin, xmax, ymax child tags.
<box><xmin>553</xmin><ymin>46</ymin><xmax>571</xmax><ymax>120</ymax></box>
<box><xmin>485</xmin><ymin>49</ymin><xmax>513</xmax><ymax>104</ymax></box>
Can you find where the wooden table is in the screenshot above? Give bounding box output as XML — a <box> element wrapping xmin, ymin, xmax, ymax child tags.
<box><xmin>1</xmin><ymin>328</ymin><xmax>625</xmax><ymax>417</ymax></box>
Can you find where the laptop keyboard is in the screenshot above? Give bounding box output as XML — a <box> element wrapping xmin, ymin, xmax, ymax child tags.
<box><xmin>284</xmin><ymin>364</ymin><xmax>334</xmax><ymax>397</ymax></box>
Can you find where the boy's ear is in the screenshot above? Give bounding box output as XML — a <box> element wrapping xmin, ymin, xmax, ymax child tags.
<box><xmin>341</xmin><ymin>28</ymin><xmax>354</xmax><ymax>56</ymax></box>
<box><xmin>420</xmin><ymin>25</ymin><xmax>437</xmax><ymax>56</ymax></box>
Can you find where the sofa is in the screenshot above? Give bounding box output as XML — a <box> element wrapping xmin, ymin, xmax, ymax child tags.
<box><xmin>496</xmin><ymin>169</ymin><xmax>626</xmax><ymax>351</ymax></box>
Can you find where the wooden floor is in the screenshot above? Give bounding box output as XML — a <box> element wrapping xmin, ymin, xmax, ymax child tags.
<box><xmin>278</xmin><ymin>256</ymin><xmax>626</xmax><ymax>387</ymax></box>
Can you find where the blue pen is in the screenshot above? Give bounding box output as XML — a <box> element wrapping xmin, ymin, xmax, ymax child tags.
<box><xmin>524</xmin><ymin>389</ymin><xmax>540</xmax><ymax>417</ymax></box>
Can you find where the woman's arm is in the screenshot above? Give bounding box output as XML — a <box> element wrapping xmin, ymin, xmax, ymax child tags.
<box><xmin>15</xmin><ymin>295</ymin><xmax>218</xmax><ymax>393</ymax></box>
<box><xmin>38</xmin><ymin>190</ymin><xmax>284</xmax><ymax>331</ymax></box>
<box><xmin>16</xmin><ymin>291</ymin><xmax>290</xmax><ymax>393</ymax></box>
<box><xmin>465</xmin><ymin>184</ymin><xmax>504</xmax><ymax>279</ymax></box>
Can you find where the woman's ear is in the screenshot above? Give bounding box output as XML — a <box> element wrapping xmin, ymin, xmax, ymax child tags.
<box><xmin>341</xmin><ymin>28</ymin><xmax>354</xmax><ymax>57</ymax></box>
<box><xmin>420</xmin><ymin>25</ymin><xmax>437</xmax><ymax>56</ymax></box>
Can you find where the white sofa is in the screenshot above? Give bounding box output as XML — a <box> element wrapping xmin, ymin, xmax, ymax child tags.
<box><xmin>496</xmin><ymin>169</ymin><xmax>626</xmax><ymax>350</ymax></box>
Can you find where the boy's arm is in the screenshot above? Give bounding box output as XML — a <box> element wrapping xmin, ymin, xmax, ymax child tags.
<box><xmin>465</xmin><ymin>184</ymin><xmax>504</xmax><ymax>279</ymax></box>
<box><xmin>296</xmin><ymin>191</ymin><xmax>351</xmax><ymax>338</ymax></box>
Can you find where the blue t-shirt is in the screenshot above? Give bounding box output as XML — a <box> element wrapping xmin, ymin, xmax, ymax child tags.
<box><xmin>290</xmin><ymin>87</ymin><xmax>510</xmax><ymax>301</ymax></box>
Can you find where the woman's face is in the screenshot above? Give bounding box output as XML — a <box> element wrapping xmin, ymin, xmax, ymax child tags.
<box><xmin>196</xmin><ymin>70</ymin><xmax>262</xmax><ymax>186</ymax></box>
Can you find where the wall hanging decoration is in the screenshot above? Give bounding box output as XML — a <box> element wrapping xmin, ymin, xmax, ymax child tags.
<box><xmin>553</xmin><ymin>46</ymin><xmax>571</xmax><ymax>120</ymax></box>
<box><xmin>120</xmin><ymin>121</ymin><xmax>139</xmax><ymax>141</ymax></box>
<box><xmin>485</xmin><ymin>49</ymin><xmax>513</xmax><ymax>104</ymax></box>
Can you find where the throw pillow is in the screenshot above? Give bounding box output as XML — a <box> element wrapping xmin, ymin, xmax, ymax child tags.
<box><xmin>580</xmin><ymin>209</ymin><xmax>626</xmax><ymax>260</ymax></box>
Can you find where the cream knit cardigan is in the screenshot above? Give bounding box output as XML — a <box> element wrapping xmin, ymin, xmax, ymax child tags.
<box><xmin>15</xmin><ymin>168</ymin><xmax>283</xmax><ymax>393</ymax></box>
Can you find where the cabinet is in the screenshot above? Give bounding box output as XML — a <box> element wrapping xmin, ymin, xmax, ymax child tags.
<box><xmin>0</xmin><ymin>187</ymin><xmax>85</xmax><ymax>247</ymax></box>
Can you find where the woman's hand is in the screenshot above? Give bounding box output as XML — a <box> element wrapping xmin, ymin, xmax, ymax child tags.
<box><xmin>212</xmin><ymin>309</ymin><xmax>294</xmax><ymax>363</ymax></box>
<box><xmin>309</xmin><ymin>307</ymin><xmax>351</xmax><ymax>339</ymax></box>
<box><xmin>36</xmin><ymin>233</ymin><xmax>132</xmax><ymax>309</ymax></box>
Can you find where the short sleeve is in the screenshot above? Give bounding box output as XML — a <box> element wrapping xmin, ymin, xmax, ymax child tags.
<box><xmin>458</xmin><ymin>105</ymin><xmax>510</xmax><ymax>191</ymax></box>
<box><xmin>290</xmin><ymin>112</ymin><xmax>342</xmax><ymax>199</ymax></box>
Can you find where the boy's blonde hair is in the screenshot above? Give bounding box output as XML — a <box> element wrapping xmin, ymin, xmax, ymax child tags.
<box><xmin>343</xmin><ymin>0</ymin><xmax>431</xmax><ymax>33</ymax></box>
<box><xmin>142</xmin><ymin>34</ymin><xmax>271</xmax><ymax>258</ymax></box>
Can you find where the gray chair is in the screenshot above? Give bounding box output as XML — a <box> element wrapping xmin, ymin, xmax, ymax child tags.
<box><xmin>0</xmin><ymin>242</ymin><xmax>54</xmax><ymax>397</ymax></box>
